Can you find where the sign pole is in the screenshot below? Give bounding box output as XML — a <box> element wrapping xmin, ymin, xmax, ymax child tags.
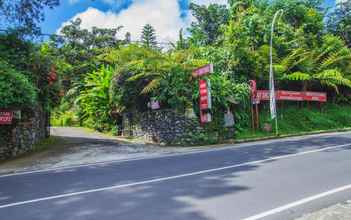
<box><xmin>269</xmin><ymin>9</ymin><xmax>283</xmax><ymax>136</ymax></box>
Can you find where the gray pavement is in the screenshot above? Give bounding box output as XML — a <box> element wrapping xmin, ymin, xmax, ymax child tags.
<box><xmin>296</xmin><ymin>200</ymin><xmax>351</xmax><ymax>220</ymax></box>
<box><xmin>1</xmin><ymin>132</ymin><xmax>351</xmax><ymax>220</ymax></box>
<box><xmin>0</xmin><ymin>127</ymin><xmax>211</xmax><ymax>174</ymax></box>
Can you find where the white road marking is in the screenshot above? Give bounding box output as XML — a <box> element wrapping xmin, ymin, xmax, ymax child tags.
<box><xmin>0</xmin><ymin>143</ymin><xmax>350</xmax><ymax>209</ymax></box>
<box><xmin>242</xmin><ymin>184</ymin><xmax>351</xmax><ymax>220</ymax></box>
<box><xmin>0</xmin><ymin>131</ymin><xmax>349</xmax><ymax>178</ymax></box>
<box><xmin>0</xmin><ymin>145</ymin><xmax>247</xmax><ymax>178</ymax></box>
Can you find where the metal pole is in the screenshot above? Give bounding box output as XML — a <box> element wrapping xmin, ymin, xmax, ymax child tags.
<box><xmin>270</xmin><ymin>9</ymin><xmax>283</xmax><ymax>136</ymax></box>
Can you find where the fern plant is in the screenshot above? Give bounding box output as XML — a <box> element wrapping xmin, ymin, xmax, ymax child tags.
<box><xmin>277</xmin><ymin>35</ymin><xmax>351</xmax><ymax>92</ymax></box>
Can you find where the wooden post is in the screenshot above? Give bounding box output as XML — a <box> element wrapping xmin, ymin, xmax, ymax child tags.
<box><xmin>251</xmin><ymin>104</ymin><xmax>255</xmax><ymax>131</ymax></box>
<box><xmin>255</xmin><ymin>103</ymin><xmax>259</xmax><ymax>129</ymax></box>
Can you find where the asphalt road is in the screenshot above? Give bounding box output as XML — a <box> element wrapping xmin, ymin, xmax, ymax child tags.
<box><xmin>1</xmin><ymin>132</ymin><xmax>351</xmax><ymax>220</ymax></box>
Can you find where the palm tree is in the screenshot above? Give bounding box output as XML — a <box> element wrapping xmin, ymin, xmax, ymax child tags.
<box><xmin>126</xmin><ymin>52</ymin><xmax>169</xmax><ymax>95</ymax></box>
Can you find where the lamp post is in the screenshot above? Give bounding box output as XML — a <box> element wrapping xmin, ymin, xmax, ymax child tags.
<box><xmin>269</xmin><ymin>9</ymin><xmax>284</xmax><ymax>136</ymax></box>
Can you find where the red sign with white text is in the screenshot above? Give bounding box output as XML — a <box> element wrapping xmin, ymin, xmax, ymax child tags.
<box><xmin>254</xmin><ymin>90</ymin><xmax>327</xmax><ymax>103</ymax></box>
<box><xmin>0</xmin><ymin>111</ymin><xmax>13</xmax><ymax>125</ymax></box>
<box><xmin>304</xmin><ymin>92</ymin><xmax>327</xmax><ymax>102</ymax></box>
<box><xmin>192</xmin><ymin>64</ymin><xmax>214</xmax><ymax>77</ymax></box>
<box><xmin>199</xmin><ymin>79</ymin><xmax>209</xmax><ymax>110</ymax></box>
<box><xmin>199</xmin><ymin>79</ymin><xmax>212</xmax><ymax>124</ymax></box>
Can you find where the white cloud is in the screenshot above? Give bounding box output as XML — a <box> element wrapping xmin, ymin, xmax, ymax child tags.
<box><xmin>59</xmin><ymin>0</ymin><xmax>229</xmax><ymax>43</ymax></box>
<box><xmin>59</xmin><ymin>0</ymin><xmax>191</xmax><ymax>43</ymax></box>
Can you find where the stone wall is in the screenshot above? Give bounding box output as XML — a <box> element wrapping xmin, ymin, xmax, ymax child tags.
<box><xmin>122</xmin><ymin>110</ymin><xmax>207</xmax><ymax>145</ymax></box>
<box><xmin>0</xmin><ymin>107</ymin><xmax>49</xmax><ymax>161</ymax></box>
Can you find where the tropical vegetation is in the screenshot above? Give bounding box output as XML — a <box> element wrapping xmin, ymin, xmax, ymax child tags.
<box><xmin>1</xmin><ymin>0</ymin><xmax>351</xmax><ymax>143</ymax></box>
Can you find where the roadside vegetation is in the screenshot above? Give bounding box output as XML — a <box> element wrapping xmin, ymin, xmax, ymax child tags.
<box><xmin>1</xmin><ymin>0</ymin><xmax>351</xmax><ymax>145</ymax></box>
<box><xmin>238</xmin><ymin>103</ymin><xmax>351</xmax><ymax>140</ymax></box>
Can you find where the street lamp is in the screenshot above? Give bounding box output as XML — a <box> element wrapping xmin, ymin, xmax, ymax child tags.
<box><xmin>269</xmin><ymin>9</ymin><xmax>284</xmax><ymax>136</ymax></box>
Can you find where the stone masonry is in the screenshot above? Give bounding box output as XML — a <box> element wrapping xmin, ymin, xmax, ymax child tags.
<box><xmin>122</xmin><ymin>109</ymin><xmax>207</xmax><ymax>145</ymax></box>
<box><xmin>0</xmin><ymin>107</ymin><xmax>49</xmax><ymax>161</ymax></box>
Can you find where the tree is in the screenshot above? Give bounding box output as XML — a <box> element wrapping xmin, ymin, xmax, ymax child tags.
<box><xmin>0</xmin><ymin>32</ymin><xmax>61</xmax><ymax>108</ymax></box>
<box><xmin>124</xmin><ymin>32</ymin><xmax>131</xmax><ymax>44</ymax></box>
<box><xmin>58</xmin><ymin>18</ymin><xmax>123</xmax><ymax>50</ymax></box>
<box><xmin>0</xmin><ymin>59</ymin><xmax>37</xmax><ymax>109</ymax></box>
<box><xmin>50</xmin><ymin>18</ymin><xmax>123</xmax><ymax>84</ymax></box>
<box><xmin>141</xmin><ymin>24</ymin><xmax>157</xmax><ymax>48</ymax></box>
<box><xmin>327</xmin><ymin>0</ymin><xmax>351</xmax><ymax>47</ymax></box>
<box><xmin>76</xmin><ymin>66</ymin><xmax>114</xmax><ymax>130</ymax></box>
<box><xmin>188</xmin><ymin>3</ymin><xmax>229</xmax><ymax>46</ymax></box>
<box><xmin>0</xmin><ymin>0</ymin><xmax>59</xmax><ymax>34</ymax></box>
<box><xmin>276</xmin><ymin>35</ymin><xmax>351</xmax><ymax>92</ymax></box>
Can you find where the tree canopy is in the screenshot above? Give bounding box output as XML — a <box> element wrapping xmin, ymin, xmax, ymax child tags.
<box><xmin>2</xmin><ymin>0</ymin><xmax>351</xmax><ymax>137</ymax></box>
<box><xmin>141</xmin><ymin>24</ymin><xmax>157</xmax><ymax>49</ymax></box>
<box><xmin>0</xmin><ymin>0</ymin><xmax>59</xmax><ymax>34</ymax></box>
<box><xmin>328</xmin><ymin>0</ymin><xmax>351</xmax><ymax>47</ymax></box>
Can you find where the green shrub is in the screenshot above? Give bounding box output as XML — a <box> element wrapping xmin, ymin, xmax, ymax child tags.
<box><xmin>0</xmin><ymin>60</ymin><xmax>37</xmax><ymax>108</ymax></box>
<box><xmin>76</xmin><ymin>66</ymin><xmax>114</xmax><ymax>131</ymax></box>
<box><xmin>237</xmin><ymin>103</ymin><xmax>351</xmax><ymax>139</ymax></box>
<box><xmin>50</xmin><ymin>111</ymin><xmax>79</xmax><ymax>127</ymax></box>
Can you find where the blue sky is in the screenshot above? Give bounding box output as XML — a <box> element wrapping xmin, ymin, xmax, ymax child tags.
<box><xmin>41</xmin><ymin>0</ymin><xmax>190</xmax><ymax>35</ymax></box>
<box><xmin>41</xmin><ymin>0</ymin><xmax>337</xmax><ymax>42</ymax></box>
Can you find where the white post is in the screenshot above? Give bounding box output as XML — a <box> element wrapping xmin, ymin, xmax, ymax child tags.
<box><xmin>269</xmin><ymin>10</ymin><xmax>283</xmax><ymax>136</ymax></box>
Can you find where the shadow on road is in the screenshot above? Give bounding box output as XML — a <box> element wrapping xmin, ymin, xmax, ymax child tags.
<box><xmin>2</xmin><ymin>133</ymin><xmax>351</xmax><ymax>220</ymax></box>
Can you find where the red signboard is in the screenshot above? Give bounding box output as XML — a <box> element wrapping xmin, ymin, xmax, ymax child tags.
<box><xmin>304</xmin><ymin>92</ymin><xmax>327</xmax><ymax>102</ymax></box>
<box><xmin>0</xmin><ymin>111</ymin><xmax>13</xmax><ymax>125</ymax></box>
<box><xmin>199</xmin><ymin>79</ymin><xmax>209</xmax><ymax>110</ymax></box>
<box><xmin>192</xmin><ymin>64</ymin><xmax>214</xmax><ymax>77</ymax></box>
<box><xmin>199</xmin><ymin>79</ymin><xmax>212</xmax><ymax>124</ymax></box>
<box><xmin>249</xmin><ymin>80</ymin><xmax>327</xmax><ymax>103</ymax></box>
<box><xmin>254</xmin><ymin>90</ymin><xmax>327</xmax><ymax>103</ymax></box>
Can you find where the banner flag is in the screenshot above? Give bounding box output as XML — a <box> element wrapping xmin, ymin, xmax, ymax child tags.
<box><xmin>269</xmin><ymin>67</ymin><xmax>277</xmax><ymax>120</ymax></box>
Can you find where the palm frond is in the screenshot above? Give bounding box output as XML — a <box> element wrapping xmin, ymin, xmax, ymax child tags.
<box><xmin>282</xmin><ymin>72</ymin><xmax>312</xmax><ymax>81</ymax></box>
<box><xmin>279</xmin><ymin>48</ymin><xmax>309</xmax><ymax>72</ymax></box>
<box><xmin>313</xmin><ymin>69</ymin><xmax>351</xmax><ymax>92</ymax></box>
<box><xmin>141</xmin><ymin>79</ymin><xmax>161</xmax><ymax>94</ymax></box>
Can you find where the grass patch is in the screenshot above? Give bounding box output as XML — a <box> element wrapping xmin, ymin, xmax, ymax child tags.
<box><xmin>236</xmin><ymin>103</ymin><xmax>351</xmax><ymax>140</ymax></box>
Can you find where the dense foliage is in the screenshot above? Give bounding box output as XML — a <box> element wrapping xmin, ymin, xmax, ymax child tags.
<box><xmin>328</xmin><ymin>0</ymin><xmax>351</xmax><ymax>47</ymax></box>
<box><xmin>48</xmin><ymin>0</ymin><xmax>351</xmax><ymax>135</ymax></box>
<box><xmin>0</xmin><ymin>0</ymin><xmax>59</xmax><ymax>35</ymax></box>
<box><xmin>0</xmin><ymin>59</ymin><xmax>37</xmax><ymax>108</ymax></box>
<box><xmin>0</xmin><ymin>32</ymin><xmax>60</xmax><ymax>111</ymax></box>
<box><xmin>2</xmin><ymin>0</ymin><xmax>351</xmax><ymax>142</ymax></box>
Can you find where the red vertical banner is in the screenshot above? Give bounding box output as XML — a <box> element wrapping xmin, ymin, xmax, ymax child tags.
<box><xmin>199</xmin><ymin>79</ymin><xmax>209</xmax><ymax>110</ymax></box>
<box><xmin>199</xmin><ymin>79</ymin><xmax>212</xmax><ymax>124</ymax></box>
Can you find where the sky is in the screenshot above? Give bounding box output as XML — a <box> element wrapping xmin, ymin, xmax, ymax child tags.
<box><xmin>41</xmin><ymin>0</ymin><xmax>338</xmax><ymax>43</ymax></box>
